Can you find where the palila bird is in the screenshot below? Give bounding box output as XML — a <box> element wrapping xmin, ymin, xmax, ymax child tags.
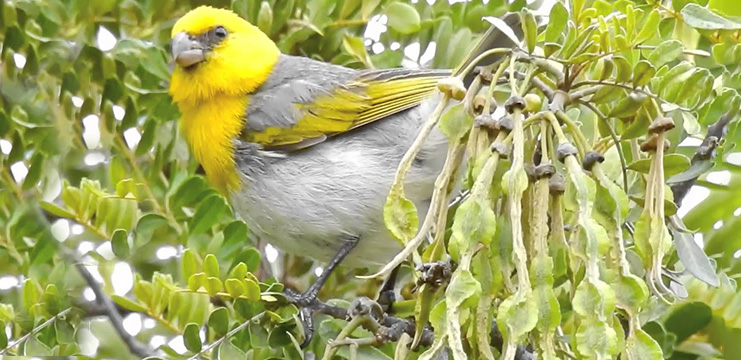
<box><xmin>168</xmin><ymin>6</ymin><xmax>519</xmax><ymax>318</ymax></box>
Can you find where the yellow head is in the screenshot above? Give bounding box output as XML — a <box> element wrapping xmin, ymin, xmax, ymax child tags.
<box><xmin>168</xmin><ymin>6</ymin><xmax>280</xmax><ymax>104</ymax></box>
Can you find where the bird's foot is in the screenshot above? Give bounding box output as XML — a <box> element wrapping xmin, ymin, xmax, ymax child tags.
<box><xmin>283</xmin><ymin>288</ymin><xmax>320</xmax><ymax>347</ymax></box>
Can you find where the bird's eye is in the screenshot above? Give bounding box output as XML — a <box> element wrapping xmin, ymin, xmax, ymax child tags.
<box><xmin>214</xmin><ymin>26</ymin><xmax>228</xmax><ymax>38</ymax></box>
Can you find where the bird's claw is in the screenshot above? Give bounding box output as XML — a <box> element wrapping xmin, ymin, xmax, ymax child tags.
<box><xmin>284</xmin><ymin>289</ymin><xmax>318</xmax><ymax>347</ymax></box>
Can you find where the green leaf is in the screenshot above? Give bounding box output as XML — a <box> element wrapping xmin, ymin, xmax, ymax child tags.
<box><xmin>665</xmin><ymin>302</ymin><xmax>713</xmax><ymax>343</ymax></box>
<box><xmin>40</xmin><ymin>201</ymin><xmax>76</xmax><ymax>219</ymax></box>
<box><xmin>710</xmin><ymin>0</ymin><xmax>741</xmax><ymax>17</ymax></box>
<box><xmin>22</xmin><ymin>153</ymin><xmax>43</xmax><ymax>190</ymax></box>
<box><xmin>112</xmin><ymin>295</ymin><xmax>149</xmax><ymax>314</ymax></box>
<box><xmin>111</xmin><ymin>229</ymin><xmax>130</xmax><ymax>258</ymax></box>
<box><xmin>614</xmin><ymin>274</ymin><xmax>649</xmax><ymax>316</ymax></box>
<box><xmin>647</xmin><ymin>40</ymin><xmax>683</xmax><ymax>67</ymax></box>
<box><xmin>362</xmin><ymin>0</ymin><xmax>382</xmax><ymax>19</ymax></box>
<box><xmin>545</xmin><ymin>1</ymin><xmax>567</xmax><ymax>42</ymax></box>
<box><xmin>182</xmin><ymin>249</ymin><xmax>201</xmax><ymax>281</ymax></box>
<box><xmin>635</xmin><ymin>9</ymin><xmax>660</xmax><ymax>44</ymax></box>
<box><xmin>225</xmin><ymin>278</ymin><xmax>246</xmax><ymax>298</ymax></box>
<box><xmin>256</xmin><ymin>1</ymin><xmax>273</xmax><ymax>35</ymax></box>
<box><xmin>385</xmin><ymin>2</ymin><xmax>421</xmax><ymax>34</ymax></box>
<box><xmin>208</xmin><ymin>307</ymin><xmax>229</xmax><ymax>336</ymax></box>
<box><xmin>0</xmin><ymin>321</ymin><xmax>6</xmax><ymax>349</ymax></box>
<box><xmin>627</xmin><ymin>154</ymin><xmax>691</xmax><ymax>176</ymax></box>
<box><xmin>383</xmin><ymin>184</ymin><xmax>418</xmax><ymax>244</ymax></box>
<box><xmin>203</xmin><ymin>254</ymin><xmax>220</xmax><ymax>278</ymax></box>
<box><xmin>438</xmin><ymin>103</ymin><xmax>472</xmax><ymax>140</ymax></box>
<box><xmin>188</xmin><ymin>272</ymin><xmax>207</xmax><ymax>292</ymax></box>
<box><xmin>135</xmin><ymin>120</ymin><xmax>157</xmax><ymax>156</ymax></box>
<box><xmin>342</xmin><ymin>35</ymin><xmax>372</xmax><ymax>68</ymax></box>
<box><xmin>190</xmin><ymin>195</ymin><xmax>229</xmax><ymax>235</ymax></box>
<box><xmin>682</xmin><ymin>3</ymin><xmax>741</xmax><ymax>30</ymax></box>
<box><xmin>576</xmin><ymin>319</ymin><xmax>618</xmax><ymax>358</ymax></box>
<box><xmin>205</xmin><ymin>277</ymin><xmax>223</xmax><ymax>296</ymax></box>
<box><xmin>55</xmin><ymin>318</ymin><xmax>76</xmax><ymax>344</ymax></box>
<box><xmin>667</xmin><ymin>160</ymin><xmax>714</xmax><ymax>184</ymax></box>
<box><xmin>519</xmin><ymin>8</ymin><xmax>537</xmax><ymax>54</ymax></box>
<box><xmin>608</xmin><ymin>92</ymin><xmax>648</xmax><ymax>118</ymax></box>
<box><xmin>449</xmin><ymin>198</ymin><xmax>496</xmax><ymax>261</ymax></box>
<box><xmin>625</xmin><ymin>328</ymin><xmax>663</xmax><ymax>360</ymax></box>
<box><xmin>632</xmin><ymin>60</ymin><xmax>656</xmax><ymax>88</ymax></box>
<box><xmin>22</xmin><ymin>280</ymin><xmax>40</xmax><ymax>314</ymax></box>
<box><xmin>183</xmin><ymin>323</ymin><xmax>202</xmax><ymax>353</ymax></box>
<box><xmin>671</xmin><ymin>225</ymin><xmax>719</xmax><ymax>287</ymax></box>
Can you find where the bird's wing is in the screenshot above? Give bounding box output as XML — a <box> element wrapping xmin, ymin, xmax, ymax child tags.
<box><xmin>243</xmin><ymin>56</ymin><xmax>450</xmax><ymax>151</ymax></box>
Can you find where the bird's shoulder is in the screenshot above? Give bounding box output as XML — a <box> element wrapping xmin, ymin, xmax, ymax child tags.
<box><xmin>241</xmin><ymin>54</ymin><xmax>451</xmax><ymax>151</ymax></box>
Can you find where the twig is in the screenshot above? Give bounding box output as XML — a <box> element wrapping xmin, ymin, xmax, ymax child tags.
<box><xmin>0</xmin><ymin>308</ymin><xmax>73</xmax><ymax>355</ymax></box>
<box><xmin>579</xmin><ymin>100</ymin><xmax>629</xmax><ymax>192</ymax></box>
<box><xmin>65</xmin><ymin>249</ymin><xmax>154</xmax><ymax>358</ymax></box>
<box><xmin>186</xmin><ymin>312</ymin><xmax>265</xmax><ymax>360</ymax></box>
<box><xmin>671</xmin><ymin>110</ymin><xmax>734</xmax><ymax>206</ymax></box>
<box><xmin>308</xmin><ymin>298</ymin><xmax>536</xmax><ymax>360</ymax></box>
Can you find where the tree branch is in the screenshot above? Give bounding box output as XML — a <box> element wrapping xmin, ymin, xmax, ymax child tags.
<box><xmin>65</xmin><ymin>249</ymin><xmax>154</xmax><ymax>358</ymax></box>
<box><xmin>309</xmin><ymin>298</ymin><xmax>536</xmax><ymax>359</ymax></box>
<box><xmin>671</xmin><ymin>110</ymin><xmax>734</xmax><ymax>206</ymax></box>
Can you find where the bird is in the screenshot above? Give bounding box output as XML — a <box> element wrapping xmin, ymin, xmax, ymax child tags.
<box><xmin>168</xmin><ymin>6</ymin><xmax>519</xmax><ymax>309</ymax></box>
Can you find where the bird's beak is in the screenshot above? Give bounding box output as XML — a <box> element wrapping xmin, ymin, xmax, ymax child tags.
<box><xmin>171</xmin><ymin>32</ymin><xmax>205</xmax><ymax>68</ymax></box>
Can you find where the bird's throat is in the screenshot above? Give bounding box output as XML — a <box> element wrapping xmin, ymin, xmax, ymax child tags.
<box><xmin>179</xmin><ymin>95</ymin><xmax>248</xmax><ymax>194</ymax></box>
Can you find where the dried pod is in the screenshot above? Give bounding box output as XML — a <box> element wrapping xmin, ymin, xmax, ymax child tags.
<box><xmin>582</xmin><ymin>151</ymin><xmax>605</xmax><ymax>171</ymax></box>
<box><xmin>549</xmin><ymin>172</ymin><xmax>566</xmax><ymax>194</ymax></box>
<box><xmin>640</xmin><ymin>134</ymin><xmax>671</xmax><ymax>152</ymax></box>
<box><xmin>474</xmin><ymin>114</ymin><xmax>497</xmax><ymax>129</ymax></box>
<box><xmin>437</xmin><ymin>77</ymin><xmax>467</xmax><ymax>100</ymax></box>
<box><xmin>504</xmin><ymin>95</ymin><xmax>526</xmax><ymax>114</ymax></box>
<box><xmin>491</xmin><ymin>141</ymin><xmax>511</xmax><ymax>158</ymax></box>
<box><xmin>476</xmin><ymin>66</ymin><xmax>494</xmax><ymax>83</ymax></box>
<box><xmin>472</xmin><ymin>95</ymin><xmax>487</xmax><ymax>115</ymax></box>
<box><xmin>648</xmin><ymin>116</ymin><xmax>676</xmax><ymax>134</ymax></box>
<box><xmin>497</xmin><ymin>116</ymin><xmax>514</xmax><ymax>133</ymax></box>
<box><xmin>525</xmin><ymin>163</ymin><xmax>537</xmax><ymax>183</ymax></box>
<box><xmin>535</xmin><ymin>163</ymin><xmax>556</xmax><ymax>179</ymax></box>
<box><xmin>556</xmin><ymin>142</ymin><xmax>579</xmax><ymax>163</ymax></box>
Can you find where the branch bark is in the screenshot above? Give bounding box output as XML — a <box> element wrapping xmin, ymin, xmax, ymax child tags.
<box><xmin>65</xmin><ymin>249</ymin><xmax>154</xmax><ymax>358</ymax></box>
<box><xmin>671</xmin><ymin>110</ymin><xmax>734</xmax><ymax>206</ymax></box>
<box><xmin>309</xmin><ymin>298</ymin><xmax>536</xmax><ymax>359</ymax></box>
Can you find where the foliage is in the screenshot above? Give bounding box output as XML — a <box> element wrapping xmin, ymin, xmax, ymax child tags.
<box><xmin>0</xmin><ymin>0</ymin><xmax>740</xmax><ymax>359</ymax></box>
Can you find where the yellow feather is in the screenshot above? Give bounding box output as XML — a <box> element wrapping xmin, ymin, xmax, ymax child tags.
<box><xmin>179</xmin><ymin>96</ymin><xmax>248</xmax><ymax>194</ymax></box>
<box><xmin>169</xmin><ymin>7</ymin><xmax>280</xmax><ymax>194</ymax></box>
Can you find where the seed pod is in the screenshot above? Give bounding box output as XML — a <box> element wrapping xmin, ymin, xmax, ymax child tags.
<box><xmin>640</xmin><ymin>134</ymin><xmax>671</xmax><ymax>152</ymax></box>
<box><xmin>582</xmin><ymin>151</ymin><xmax>605</xmax><ymax>171</ymax></box>
<box><xmin>474</xmin><ymin>114</ymin><xmax>497</xmax><ymax>130</ymax></box>
<box><xmin>491</xmin><ymin>141</ymin><xmax>511</xmax><ymax>158</ymax></box>
<box><xmin>549</xmin><ymin>172</ymin><xmax>566</xmax><ymax>194</ymax></box>
<box><xmin>556</xmin><ymin>142</ymin><xmax>579</xmax><ymax>163</ymax></box>
<box><xmin>524</xmin><ymin>93</ymin><xmax>542</xmax><ymax>112</ymax></box>
<box><xmin>525</xmin><ymin>163</ymin><xmax>537</xmax><ymax>183</ymax></box>
<box><xmin>497</xmin><ymin>116</ymin><xmax>514</xmax><ymax>133</ymax></box>
<box><xmin>472</xmin><ymin>95</ymin><xmax>487</xmax><ymax>115</ymax></box>
<box><xmin>437</xmin><ymin>77</ymin><xmax>467</xmax><ymax>100</ymax></box>
<box><xmin>535</xmin><ymin>163</ymin><xmax>556</xmax><ymax>179</ymax></box>
<box><xmin>505</xmin><ymin>95</ymin><xmax>526</xmax><ymax>114</ymax></box>
<box><xmin>648</xmin><ymin>116</ymin><xmax>675</xmax><ymax>134</ymax></box>
<box><xmin>476</xmin><ymin>66</ymin><xmax>494</xmax><ymax>83</ymax></box>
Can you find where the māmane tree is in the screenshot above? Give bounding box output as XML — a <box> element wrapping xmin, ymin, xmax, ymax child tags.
<box><xmin>1</xmin><ymin>0</ymin><xmax>740</xmax><ymax>359</ymax></box>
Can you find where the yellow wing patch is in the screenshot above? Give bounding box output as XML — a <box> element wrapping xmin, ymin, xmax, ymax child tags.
<box><xmin>247</xmin><ymin>72</ymin><xmax>447</xmax><ymax>149</ymax></box>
